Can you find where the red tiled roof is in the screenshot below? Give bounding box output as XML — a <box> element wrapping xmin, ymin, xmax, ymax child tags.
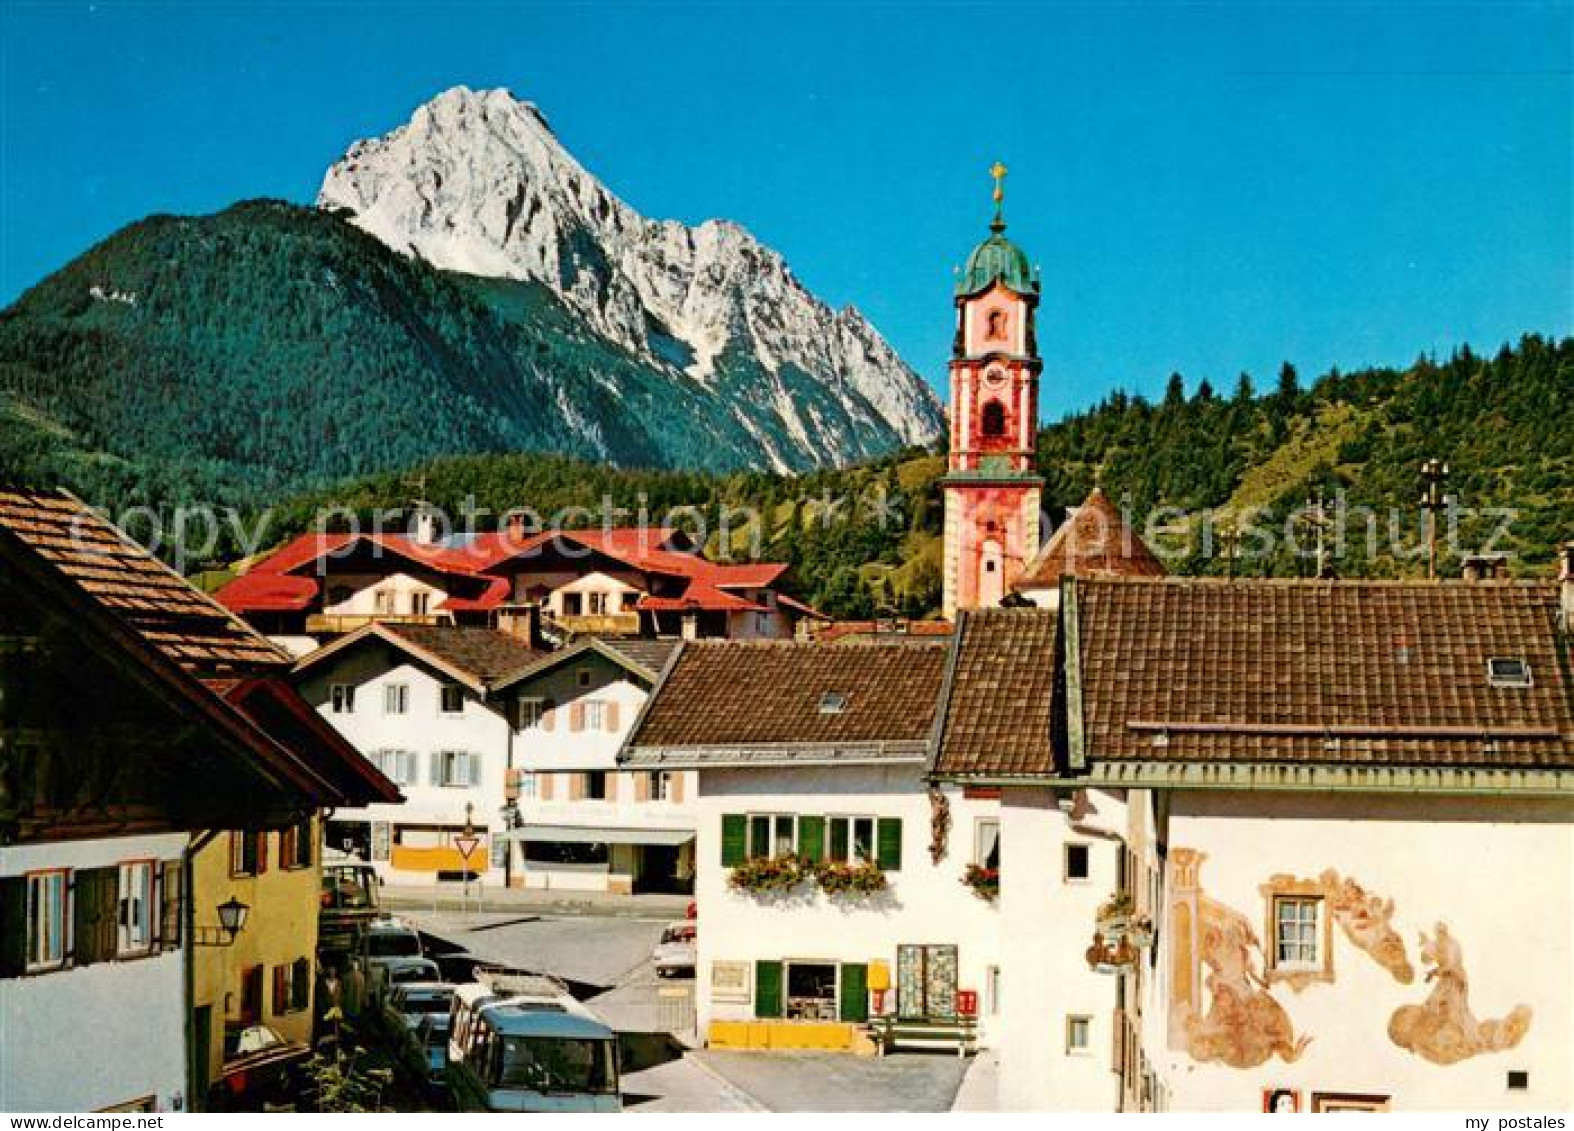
<box><xmin>1015</xmin><ymin>487</ymin><xmax>1166</xmax><ymax>590</ymax></box>
<box><xmin>217</xmin><ymin>525</ymin><xmax>798</xmax><ymax>617</ymax></box>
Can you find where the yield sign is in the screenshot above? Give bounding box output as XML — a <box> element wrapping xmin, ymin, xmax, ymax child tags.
<box><xmin>453</xmin><ymin>836</ymin><xmax>481</xmax><ymax>862</ymax></box>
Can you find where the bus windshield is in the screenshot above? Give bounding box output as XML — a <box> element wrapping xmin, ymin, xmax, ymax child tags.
<box><xmin>494</xmin><ymin>1036</ymin><xmax>617</xmax><ymax>1095</ymax></box>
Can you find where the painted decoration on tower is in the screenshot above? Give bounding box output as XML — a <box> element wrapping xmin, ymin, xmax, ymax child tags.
<box><xmin>1166</xmin><ymin>849</ymin><xmax>1533</xmax><ymax>1070</ymax></box>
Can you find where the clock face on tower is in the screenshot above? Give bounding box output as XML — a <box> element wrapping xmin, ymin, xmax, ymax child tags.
<box><xmin>983</xmin><ymin>367</ymin><xmax>1006</xmax><ymax>390</ymax></box>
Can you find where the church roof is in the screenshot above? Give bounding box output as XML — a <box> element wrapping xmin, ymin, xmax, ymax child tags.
<box><xmin>957</xmin><ymin>223</ymin><xmax>1039</xmax><ymax>298</ymax></box>
<box><xmin>1014</xmin><ymin>487</ymin><xmax>1167</xmax><ymax>590</ymax></box>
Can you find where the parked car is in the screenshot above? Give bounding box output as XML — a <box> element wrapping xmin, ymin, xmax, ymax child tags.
<box><xmin>208</xmin><ymin>1024</ymin><xmax>310</xmax><ymax>1111</ymax></box>
<box><xmin>381</xmin><ymin>980</ymin><xmax>455</xmax><ymax>1039</ymax></box>
<box><xmin>401</xmin><ymin>1012</ymin><xmax>453</xmax><ymax>1097</ymax></box>
<box><xmin>386</xmin><ymin>957</ymin><xmax>442</xmax><ymax>990</ymax></box>
<box><xmin>364</xmin><ymin>917</ymin><xmax>425</xmax><ymax>1001</ymax></box>
<box><xmin>433</xmin><ymin>951</ymin><xmax>487</xmax><ymax>985</ymax></box>
<box><xmin>652</xmin><ymin>921</ymin><xmax>696</xmax><ymax>977</ymax></box>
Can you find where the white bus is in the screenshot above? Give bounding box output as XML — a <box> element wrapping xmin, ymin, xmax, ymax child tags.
<box><xmin>446</xmin><ymin>970</ymin><xmax>621</xmax><ymax>1112</ymax></box>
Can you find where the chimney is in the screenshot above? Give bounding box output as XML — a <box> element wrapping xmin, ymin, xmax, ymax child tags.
<box><xmin>1461</xmin><ymin>553</ymin><xmax>1508</xmax><ymax>582</ymax></box>
<box><xmin>1560</xmin><ymin>542</ymin><xmax>1574</xmax><ymax>633</ymax></box>
<box><xmin>495</xmin><ymin>602</ymin><xmax>539</xmax><ymax>647</ymax></box>
<box><xmin>411</xmin><ymin>503</ymin><xmax>441</xmax><ymax>547</ymax></box>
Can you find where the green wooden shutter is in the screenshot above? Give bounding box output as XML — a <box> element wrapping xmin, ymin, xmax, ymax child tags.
<box><xmin>754</xmin><ymin>959</ymin><xmax>784</xmax><ymax>1019</ymax></box>
<box><xmin>0</xmin><ymin>876</ymin><xmax>25</xmax><ymax>976</ymax></box>
<box><xmin>828</xmin><ymin>818</ymin><xmax>849</xmax><ymax>863</ymax></box>
<box><xmin>877</xmin><ymin>818</ymin><xmax>903</xmax><ymax>871</ymax></box>
<box><xmin>798</xmin><ymin>816</ymin><xmax>826</xmax><ymax>862</ymax></box>
<box><xmin>72</xmin><ymin>867</ymin><xmax>117</xmax><ymax>965</ymax></box>
<box><xmin>839</xmin><ymin>963</ymin><xmax>869</xmax><ymax>1022</ymax></box>
<box><xmin>721</xmin><ymin>814</ymin><xmax>748</xmax><ymax>867</ymax></box>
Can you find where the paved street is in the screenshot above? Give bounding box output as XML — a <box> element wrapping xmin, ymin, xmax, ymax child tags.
<box><xmin>389</xmin><ymin>903</ymin><xmax>982</xmax><ymax>1111</ymax></box>
<box><xmin>692</xmin><ymin>1050</ymin><xmax>973</xmax><ymax>1112</ymax></box>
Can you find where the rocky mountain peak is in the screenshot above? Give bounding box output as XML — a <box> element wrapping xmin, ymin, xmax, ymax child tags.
<box><xmin>318</xmin><ymin>86</ymin><xmax>942</xmax><ymax>466</ymax></box>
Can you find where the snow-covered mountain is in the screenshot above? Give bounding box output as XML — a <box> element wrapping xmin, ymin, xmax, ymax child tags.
<box><xmin>318</xmin><ymin>86</ymin><xmax>942</xmax><ymax>470</ymax></box>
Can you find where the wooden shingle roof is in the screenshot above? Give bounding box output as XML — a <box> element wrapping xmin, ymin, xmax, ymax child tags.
<box><xmin>622</xmin><ymin>640</ymin><xmax>949</xmax><ymax>767</ymax></box>
<box><xmin>380</xmin><ymin>624</ymin><xmax>545</xmax><ymax>685</ymax></box>
<box><xmin>1071</xmin><ymin>577</ymin><xmax>1574</xmax><ymax>772</ymax></box>
<box><xmin>929</xmin><ymin>608</ymin><xmax>1061</xmax><ymax>779</ymax></box>
<box><xmin>0</xmin><ymin>486</ymin><xmax>289</xmax><ymax>674</ymax></box>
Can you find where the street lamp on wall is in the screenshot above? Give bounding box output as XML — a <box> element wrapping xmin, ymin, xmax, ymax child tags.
<box><xmin>193</xmin><ymin>896</ymin><xmax>251</xmax><ymax>947</ymax></box>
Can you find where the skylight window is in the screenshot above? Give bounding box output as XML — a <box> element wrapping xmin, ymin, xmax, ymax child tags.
<box><xmin>818</xmin><ymin>691</ymin><xmax>849</xmax><ymax>714</ymax></box>
<box><xmin>1487</xmin><ymin>658</ymin><xmax>1533</xmax><ymax>689</ymax></box>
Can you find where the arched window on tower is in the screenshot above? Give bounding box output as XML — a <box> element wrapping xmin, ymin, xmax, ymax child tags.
<box><xmin>986</xmin><ymin>310</ymin><xmax>1008</xmax><ymax>341</ymax></box>
<box><xmin>981</xmin><ymin>399</ymin><xmax>1007</xmax><ymax>439</ymax></box>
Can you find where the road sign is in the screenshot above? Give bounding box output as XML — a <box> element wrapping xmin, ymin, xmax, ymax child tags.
<box><xmin>453</xmin><ymin>836</ymin><xmax>481</xmax><ymax>862</ymax></box>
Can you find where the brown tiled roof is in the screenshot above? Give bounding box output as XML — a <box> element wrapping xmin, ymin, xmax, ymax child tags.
<box><xmin>0</xmin><ymin>486</ymin><xmax>289</xmax><ymax>673</ymax></box>
<box><xmin>1015</xmin><ymin>487</ymin><xmax>1166</xmax><ymax>590</ymax></box>
<box><xmin>1072</xmin><ymin>577</ymin><xmax>1574</xmax><ymax>769</ymax></box>
<box><xmin>930</xmin><ymin>608</ymin><xmax>1061</xmax><ymax>778</ymax></box>
<box><xmin>624</xmin><ymin>640</ymin><xmax>950</xmax><ymax>765</ymax></box>
<box><xmin>593</xmin><ymin>637</ymin><xmax>681</xmax><ymax>678</ymax></box>
<box><xmin>815</xmin><ymin>620</ymin><xmax>954</xmax><ymax>644</ymax></box>
<box><xmin>379</xmin><ymin>624</ymin><xmax>544</xmax><ymax>685</ymax></box>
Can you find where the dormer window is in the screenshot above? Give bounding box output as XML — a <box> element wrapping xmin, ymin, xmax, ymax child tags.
<box><xmin>818</xmin><ymin>692</ymin><xmax>848</xmax><ymax>714</ymax></box>
<box><xmin>981</xmin><ymin>399</ymin><xmax>1007</xmax><ymax>438</ymax></box>
<box><xmin>1487</xmin><ymin>658</ymin><xmax>1532</xmax><ymax>688</ymax></box>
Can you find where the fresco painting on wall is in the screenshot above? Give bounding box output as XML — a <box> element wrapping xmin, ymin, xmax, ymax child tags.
<box><xmin>1387</xmin><ymin>923</ymin><xmax>1532</xmax><ymax>1065</ymax></box>
<box><xmin>1320</xmin><ymin>869</ymin><xmax>1414</xmax><ymax>985</ymax></box>
<box><xmin>1168</xmin><ymin>850</ymin><xmax>1311</xmax><ymax>1069</ymax></box>
<box><xmin>1169</xmin><ymin>850</ymin><xmax>1534</xmax><ymax>1073</ymax></box>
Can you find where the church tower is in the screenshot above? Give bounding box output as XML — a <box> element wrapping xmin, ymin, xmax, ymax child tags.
<box><xmin>941</xmin><ymin>163</ymin><xmax>1043</xmax><ymax>619</ymax></box>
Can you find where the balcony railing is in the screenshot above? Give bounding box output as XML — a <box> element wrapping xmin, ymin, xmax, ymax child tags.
<box><xmin>548</xmin><ymin>611</ymin><xmax>641</xmax><ymax>637</ymax></box>
<box><xmin>306</xmin><ymin>613</ymin><xmax>444</xmax><ymax>634</ymax></box>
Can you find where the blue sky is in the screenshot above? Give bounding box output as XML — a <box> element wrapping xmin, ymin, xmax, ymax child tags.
<box><xmin>2</xmin><ymin>1</ymin><xmax>1569</xmax><ymax>419</ymax></box>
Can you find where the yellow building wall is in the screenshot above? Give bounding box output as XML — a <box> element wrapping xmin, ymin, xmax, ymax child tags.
<box><xmin>192</xmin><ymin>816</ymin><xmax>323</xmax><ymax>1088</ymax></box>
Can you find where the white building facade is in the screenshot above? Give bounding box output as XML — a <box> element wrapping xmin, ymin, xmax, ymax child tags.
<box><xmin>0</xmin><ymin>832</ymin><xmax>189</xmax><ymax>1113</ymax></box>
<box><xmin>495</xmin><ymin>639</ymin><xmax>695</xmax><ymax>894</ymax></box>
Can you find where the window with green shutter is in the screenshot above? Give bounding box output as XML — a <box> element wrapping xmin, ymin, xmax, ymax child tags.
<box><xmin>877</xmin><ymin>818</ymin><xmax>903</xmax><ymax>871</ymax></box>
<box><xmin>839</xmin><ymin>963</ymin><xmax>869</xmax><ymax>1022</ymax></box>
<box><xmin>798</xmin><ymin>816</ymin><xmax>825</xmax><ymax>862</ymax></box>
<box><xmin>721</xmin><ymin>814</ymin><xmax>747</xmax><ymax>867</ymax></box>
<box><xmin>754</xmin><ymin>959</ymin><xmax>783</xmax><ymax>1018</ymax></box>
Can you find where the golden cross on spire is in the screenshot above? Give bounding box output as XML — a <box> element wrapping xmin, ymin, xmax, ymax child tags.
<box><xmin>989</xmin><ymin>161</ymin><xmax>1008</xmax><ymax>230</ymax></box>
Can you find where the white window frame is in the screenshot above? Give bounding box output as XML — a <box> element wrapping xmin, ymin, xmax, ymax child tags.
<box><xmin>411</xmin><ymin>591</ymin><xmax>431</xmax><ymax>616</ymax></box>
<box><xmin>650</xmin><ymin>771</ymin><xmax>671</xmax><ymax>802</ymax></box>
<box><xmin>827</xmin><ymin>815</ymin><xmax>877</xmax><ymax>864</ymax></box>
<box><xmin>588</xmin><ymin>592</ymin><xmax>608</xmax><ymax>616</ymax></box>
<box><xmin>25</xmin><ymin>870</ymin><xmax>68</xmax><ymax>971</ymax></box>
<box><xmin>439</xmin><ymin>684</ymin><xmax>465</xmax><ymax>715</ymax></box>
<box><xmin>783</xmin><ymin>960</ymin><xmax>840</xmax><ymax>1021</ymax></box>
<box><xmin>1063</xmin><ymin>841</ymin><xmax>1091</xmax><ymax>883</ymax></box>
<box><xmin>383</xmin><ymin>683</ymin><xmax>409</xmax><ymax>716</ymax></box>
<box><xmin>373</xmin><ymin>589</ymin><xmax>395</xmax><ymax>615</ymax></box>
<box><xmin>435</xmin><ymin>750</ymin><xmax>479</xmax><ymax>789</ymax></box>
<box><xmin>974</xmin><ymin>818</ymin><xmax>1001</xmax><ymax>868</ymax></box>
<box><xmin>117</xmin><ymin>860</ymin><xmax>155</xmax><ymax>956</ymax></box>
<box><xmin>330</xmin><ymin>684</ymin><xmax>356</xmax><ymax>714</ymax></box>
<box><xmin>1065</xmin><ymin>1014</ymin><xmax>1092</xmax><ymax>1055</ymax></box>
<box><xmin>747</xmin><ymin>813</ymin><xmax>798</xmax><ymax>858</ymax></box>
<box><xmin>515</xmin><ymin>697</ymin><xmax>544</xmax><ymax>730</ymax></box>
<box><xmin>583</xmin><ymin>700</ymin><xmax>607</xmax><ymax>731</ymax></box>
<box><xmin>1273</xmin><ymin>895</ymin><xmax>1322</xmax><ymax>970</ymax></box>
<box><xmin>371</xmin><ymin>749</ymin><xmax>416</xmax><ymax>786</ymax></box>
